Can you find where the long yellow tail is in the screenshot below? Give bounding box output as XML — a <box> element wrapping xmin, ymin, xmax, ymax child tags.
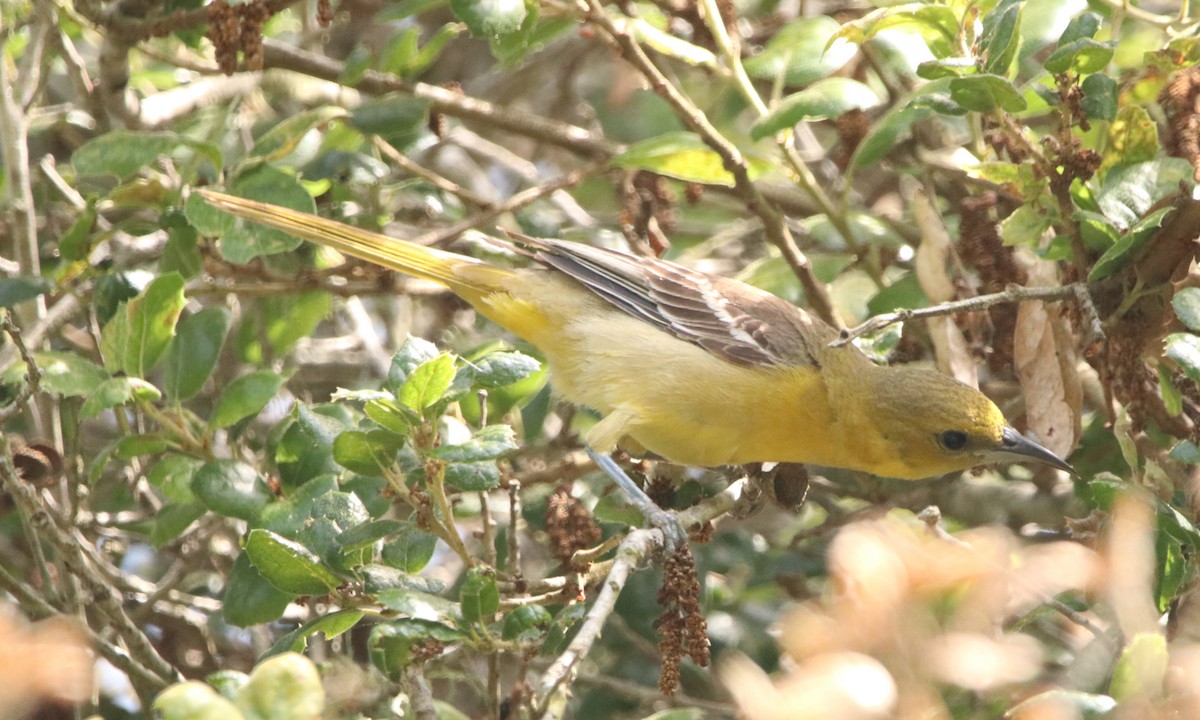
<box><xmin>196</xmin><ymin>190</ymin><xmax>506</xmax><ymax>300</ymax></box>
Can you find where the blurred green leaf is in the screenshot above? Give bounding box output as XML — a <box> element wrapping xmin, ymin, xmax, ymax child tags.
<box><xmin>0</xmin><ymin>276</ymin><xmax>51</xmax><ymax>309</ymax></box>
<box><xmin>58</xmin><ymin>202</ymin><xmax>98</xmax><ymax>261</ymax></box>
<box><xmin>751</xmin><ymin>78</ymin><xmax>880</xmax><ymax>140</ymax></box>
<box><xmin>154</xmin><ymin>682</ymin><xmax>244</xmax><ymax>720</ymax></box>
<box><xmin>1174</xmin><ymin>288</ymin><xmax>1200</xmax><ymax>332</ymax></box>
<box><xmin>1</xmin><ymin>351</ymin><xmax>107</xmax><ymax>397</ymax></box>
<box><xmin>264</xmin><ymin>610</ymin><xmax>365</xmax><ymax>658</ymax></box>
<box><xmin>224</xmin><ymin>552</ymin><xmax>294</xmax><ymax>627</ymax></box>
<box><xmin>1166</xmin><ymin>333</ymin><xmax>1200</xmax><ymax>384</ymax></box>
<box><xmin>979</xmin><ymin>0</ymin><xmax>1022</xmax><ymax>76</ymax></box>
<box><xmin>74</xmin><ymin>130</ymin><xmax>221</xmax><ymax>178</ymax></box>
<box><xmin>746</xmin><ymin>15</ymin><xmax>854</xmax><ymax>85</ymax></box>
<box><xmin>471</xmin><ymin>350</ymin><xmax>542</xmax><ymax>388</ymax></box>
<box><xmin>369</xmin><ymin>620</ymin><xmax>465</xmax><ymax>679</ymax></box>
<box><xmin>79</xmin><ymin>377</ymin><xmax>161</xmax><ymax>418</ymax></box>
<box><xmin>193</xmin><ymin>460</ymin><xmax>273</xmax><ymax>521</ymax></box>
<box><xmin>162</xmin><ymin>307</ymin><xmax>231</xmax><ymax>402</ymax></box>
<box><xmin>387</xmin><ymin>336</ymin><xmax>441</xmax><ymax>392</ymax></box>
<box><xmin>502</xmin><ymin>604</ymin><xmax>552</xmax><ymax>641</ymax></box>
<box><xmin>1081</xmin><ymin>73</ymin><xmax>1117</xmax><ymax>121</ymax></box>
<box><xmin>1089</xmin><ymin>207</ymin><xmax>1172</xmax><ymax>281</ymax></box>
<box><xmin>1097</xmin><ymin>159</ymin><xmax>1194</xmax><ymax>231</ymax></box>
<box><xmin>1044</xmin><ymin>38</ymin><xmax>1114</xmax><ymax>74</ymax></box>
<box><xmin>443</xmin><ymin>460</ymin><xmax>501</xmax><ymax>491</ymax></box>
<box><xmin>348</xmin><ymin>94</ymin><xmax>431</xmax><ymax>148</ymax></box>
<box><xmin>250</xmin><ymin>107</ymin><xmax>347</xmax><ymax>163</ymax></box>
<box><xmin>428</xmin><ymin>424</ymin><xmax>516</xmax><ymax>462</ymax></box>
<box><xmin>381</xmin><ymin>523</ymin><xmax>439</xmax><ymax>573</ymax></box>
<box><xmin>100</xmin><ymin>272</ymin><xmax>186</xmax><ymax>377</ymax></box>
<box><xmin>949</xmin><ymin>74</ymin><xmax>1027</xmax><ymax>112</ymax></box>
<box><xmin>614</xmin><ymin>132</ymin><xmax>738</xmax><ymax>186</ymax></box>
<box><xmin>450</xmin><ymin>0</ymin><xmax>525</xmax><ymax>37</ymax></box>
<box><xmin>332</xmin><ymin>429</ymin><xmax>405</xmax><ymax>476</ymax></box>
<box><xmin>460</xmin><ymin>568</ymin><xmax>500</xmax><ymax>623</ymax></box>
<box><xmin>234</xmin><ymin>653</ymin><xmax>325</xmax><ymax>720</ymax></box>
<box><xmin>189</xmin><ymin>167</ymin><xmax>315</xmax><ymax>264</ymax></box>
<box><xmin>1109</xmin><ymin>633</ymin><xmax>1167</xmax><ymax>701</ymax></box>
<box><xmin>829</xmin><ymin>4</ymin><xmax>958</xmax><ymax>59</ymax></box>
<box><xmin>210</xmin><ymin>370</ymin><xmax>285</xmax><ymax>428</ymax></box>
<box><xmin>629</xmin><ymin>17</ymin><xmax>717</xmax><ymax>69</ymax></box>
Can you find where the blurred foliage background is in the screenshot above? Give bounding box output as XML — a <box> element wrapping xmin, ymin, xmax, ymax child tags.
<box><xmin>3</xmin><ymin>0</ymin><xmax>1200</xmax><ymax>718</ymax></box>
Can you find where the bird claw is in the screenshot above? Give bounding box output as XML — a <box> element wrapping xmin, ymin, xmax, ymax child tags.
<box><xmin>643</xmin><ymin>505</ymin><xmax>687</xmax><ymax>557</ymax></box>
<box><xmin>586</xmin><ymin>447</ymin><xmax>689</xmax><ymax>559</ymax></box>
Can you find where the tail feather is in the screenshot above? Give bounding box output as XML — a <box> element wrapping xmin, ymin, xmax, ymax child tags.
<box><xmin>197</xmin><ymin>190</ymin><xmax>501</xmax><ymax>296</ymax></box>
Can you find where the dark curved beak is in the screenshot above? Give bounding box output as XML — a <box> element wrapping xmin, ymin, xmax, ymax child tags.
<box><xmin>990</xmin><ymin>426</ymin><xmax>1077</xmax><ymax>475</ymax></box>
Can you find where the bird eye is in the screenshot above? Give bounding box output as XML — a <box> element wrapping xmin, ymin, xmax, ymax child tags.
<box><xmin>938</xmin><ymin>430</ymin><xmax>968</xmax><ymax>451</ymax></box>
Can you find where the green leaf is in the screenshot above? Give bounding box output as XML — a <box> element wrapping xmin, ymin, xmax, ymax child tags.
<box><xmin>471</xmin><ymin>350</ymin><xmax>541</xmax><ymax>388</ymax></box>
<box><xmin>210</xmin><ymin>371</ymin><xmax>285</xmax><ymax>428</ymax></box>
<box><xmin>1044</xmin><ymin>38</ymin><xmax>1114</xmax><ymax>74</ymax></box>
<box><xmin>250</xmin><ymin>107</ymin><xmax>348</xmax><ymax>163</ymax></box>
<box><xmin>501</xmin><ymin>604</ymin><xmax>552</xmax><ymax>641</ymax></box>
<box><xmin>79</xmin><ymin>377</ymin><xmax>162</xmax><ymax>418</ymax></box>
<box><xmin>443</xmin><ymin>460</ymin><xmax>501</xmax><ymax>491</ymax></box>
<box><xmin>459</xmin><ymin>568</ymin><xmax>500</xmax><ymax>623</ymax></box>
<box><xmin>1098</xmin><ymin>159</ymin><xmax>1194</xmax><ymax>231</ymax></box>
<box><xmin>1109</xmin><ymin>633</ymin><xmax>1168</xmax><ymax>701</ymax></box>
<box><xmin>160</xmin><ymin>211</ymin><xmax>203</xmax><ymax>278</ymax></box>
<box><xmin>1059</xmin><ymin>11</ymin><xmax>1101</xmax><ymax>45</ymax></box>
<box><xmin>192</xmin><ymin>460</ymin><xmax>273</xmax><ymax>521</ymax></box>
<box><xmin>1081</xmin><ymin>73</ymin><xmax>1117</xmax><ymax>121</ymax></box>
<box><xmin>154</xmin><ymin>682</ymin><xmax>245</xmax><ymax>720</ymax></box>
<box><xmin>114</xmin><ymin>433</ymin><xmax>170</xmax><ymax>459</ymax></box>
<box><xmin>263</xmin><ymin>609</ymin><xmax>365</xmax><ymax>658</ymax></box>
<box><xmin>58</xmin><ymin>202</ymin><xmax>98</xmax><ymax>261</ymax></box>
<box><xmin>381</xmin><ymin>523</ymin><xmax>439</xmax><ymax>573</ymax></box>
<box><xmin>751</xmin><ymin>78</ymin><xmax>880</xmax><ymax>140</ymax></box>
<box><xmin>234</xmin><ymin>653</ymin><xmax>325</xmax><ymax>720</ymax></box>
<box><xmin>148</xmin><ymin>454</ymin><xmax>204</xmax><ymax>502</ymax></box>
<box><xmin>745</xmin><ymin>15</ymin><xmax>854</xmax><ymax>86</ymax></box>
<box><xmin>428</xmin><ymin>424</ymin><xmax>516</xmax><ymax>462</ymax></box>
<box><xmin>613</xmin><ymin>132</ymin><xmax>737</xmax><ymax>187</ymax></box>
<box><xmin>244</xmin><ymin>529</ymin><xmax>342</xmax><ymax>595</ymax></box>
<box><xmin>5</xmin><ymin>351</ymin><xmax>108</xmax><ymax>397</ymax></box>
<box><xmin>348</xmin><ymin>94</ymin><xmax>431</xmax><ymax>148</ymax></box>
<box><xmin>100</xmin><ymin>273</ymin><xmax>187</xmax><ymax>377</ymax></box>
<box><xmin>150</xmin><ymin>501</ymin><xmax>206</xmax><ymax>548</ymax></box>
<box><xmin>1166</xmin><ymin>333</ymin><xmax>1200</xmax><ymax>384</ymax></box>
<box><xmin>999</xmin><ymin>204</ymin><xmax>1054</xmax><ymax>247</ymax></box>
<box><xmin>1174</xmin><ymin>288</ymin><xmax>1200</xmax><ymax>332</ymax></box>
<box><xmin>0</xmin><ymin>275</ymin><xmax>51</xmax><ymax>309</ymax></box>
<box><xmin>188</xmin><ymin>166</ymin><xmax>316</xmax><ymax>264</ymax></box>
<box><xmin>949</xmin><ymin>74</ymin><xmax>1027</xmax><ymax>112</ymax></box>
<box><xmin>1104</xmin><ymin>106</ymin><xmax>1159</xmax><ymax>169</ymax></box>
<box><xmin>336</xmin><ymin>519</ymin><xmax>403</xmax><ymax>552</ymax></box>
<box><xmin>828</xmin><ymin>4</ymin><xmax>958</xmax><ymax>59</ymax></box>
<box><xmin>450</xmin><ymin>0</ymin><xmax>525</xmax><ymax>37</ymax></box>
<box><xmin>74</xmin><ymin>130</ymin><xmax>222</xmax><ymax>178</ymax></box>
<box><xmin>851</xmin><ymin>79</ymin><xmax>957</xmax><ymax>168</ymax></box>
<box><xmin>332</xmin><ymin>429</ymin><xmax>405</xmax><ymax>476</ymax></box>
<box><xmin>387</xmin><ymin>336</ymin><xmax>441</xmax><ymax>392</ymax></box>
<box><xmin>1159</xmin><ymin>365</ymin><xmax>1183</xmax><ymax>417</ymax></box>
<box><xmin>915</xmin><ymin>57</ymin><xmax>977</xmax><ymax>80</ymax></box>
<box><xmin>1169</xmin><ymin>440</ymin><xmax>1200</xmax><ymax>465</ymax></box>
<box><xmin>223</xmin><ymin>552</ymin><xmax>294</xmax><ymax>627</ymax></box>
<box><xmin>162</xmin><ymin>307</ymin><xmax>231</xmax><ymax>401</ymax></box>
<box><xmin>369</xmin><ymin>620</ymin><xmax>465</xmax><ymax>679</ymax></box>
<box><xmin>364</xmin><ymin>398</ymin><xmax>417</xmax><ymax>435</ymax></box>
<box><xmin>1089</xmin><ymin>207</ymin><xmax>1173</xmax><ymax>281</ymax></box>
<box><xmin>399</xmin><ymin>353</ymin><xmax>456</xmax><ymax>412</ymax></box>
<box><xmin>979</xmin><ymin>0</ymin><xmax>1022</xmax><ymax>76</ymax></box>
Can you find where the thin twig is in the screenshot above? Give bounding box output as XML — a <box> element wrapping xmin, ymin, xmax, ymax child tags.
<box><xmin>582</xmin><ymin>0</ymin><xmax>841</xmax><ymax>328</ymax></box>
<box><xmin>373</xmin><ymin>136</ymin><xmax>495</xmax><ymax>209</ymax></box>
<box><xmin>0</xmin><ymin>312</ymin><xmax>44</xmax><ymax>423</ymax></box>
<box><xmin>534</xmin><ymin>477</ymin><xmax>747</xmax><ymax>717</ymax></box>
<box><xmin>831</xmin><ymin>283</ymin><xmax>1094</xmax><ymax>347</ymax></box>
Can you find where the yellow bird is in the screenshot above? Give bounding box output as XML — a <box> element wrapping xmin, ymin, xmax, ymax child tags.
<box><xmin>199</xmin><ymin>190</ymin><xmax>1073</xmax><ymax>543</ymax></box>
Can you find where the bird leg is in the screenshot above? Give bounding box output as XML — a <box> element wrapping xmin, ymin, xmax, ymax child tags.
<box><xmin>586</xmin><ymin>448</ymin><xmax>688</xmax><ymax>556</ymax></box>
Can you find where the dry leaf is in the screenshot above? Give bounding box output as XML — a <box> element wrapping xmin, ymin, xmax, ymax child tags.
<box><xmin>1014</xmin><ymin>299</ymin><xmax>1082</xmax><ymax>460</ymax></box>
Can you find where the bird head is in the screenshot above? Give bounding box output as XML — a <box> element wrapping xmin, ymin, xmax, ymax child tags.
<box><xmin>868</xmin><ymin>367</ymin><xmax>1075</xmax><ymax>479</ymax></box>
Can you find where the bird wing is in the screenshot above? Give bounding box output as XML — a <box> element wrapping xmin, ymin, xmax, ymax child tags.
<box><xmin>510</xmin><ymin>234</ymin><xmax>838</xmax><ymax>369</ymax></box>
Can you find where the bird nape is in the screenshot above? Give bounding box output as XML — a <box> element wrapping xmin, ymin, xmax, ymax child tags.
<box><xmin>198</xmin><ymin>189</ymin><xmax>1076</xmax><ymax>551</ymax></box>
